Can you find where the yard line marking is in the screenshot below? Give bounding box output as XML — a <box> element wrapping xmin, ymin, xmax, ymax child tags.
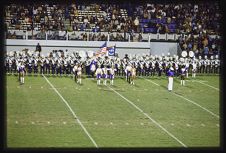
<box><xmin>42</xmin><ymin>74</ymin><xmax>98</xmax><ymax>148</ymax></box>
<box><xmin>172</xmin><ymin>92</ymin><xmax>219</xmax><ymax>119</ymax></box>
<box><xmin>141</xmin><ymin>77</ymin><xmax>160</xmax><ymax>86</ymax></box>
<box><xmin>107</xmin><ymin>85</ymin><xmax>187</xmax><ymax>148</ymax></box>
<box><xmin>193</xmin><ymin>80</ymin><xmax>220</xmax><ymax>91</ymax></box>
<box><xmin>186</xmin><ymin>80</ymin><xmax>208</xmax><ymax>82</ymax></box>
<box><xmin>143</xmin><ymin>79</ymin><xmax>220</xmax><ymax>119</ymax></box>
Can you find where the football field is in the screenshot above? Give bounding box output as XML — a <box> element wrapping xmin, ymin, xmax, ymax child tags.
<box><xmin>6</xmin><ymin>74</ymin><xmax>220</xmax><ymax>148</ymax></box>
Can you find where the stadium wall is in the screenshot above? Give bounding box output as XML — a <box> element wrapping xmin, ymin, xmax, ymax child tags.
<box><xmin>6</xmin><ymin>39</ymin><xmax>178</xmax><ymax>58</ymax></box>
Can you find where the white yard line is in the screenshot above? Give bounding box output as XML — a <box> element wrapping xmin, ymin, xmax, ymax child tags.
<box><xmin>42</xmin><ymin>74</ymin><xmax>98</xmax><ymax>148</ymax></box>
<box><xmin>107</xmin><ymin>85</ymin><xmax>187</xmax><ymax>148</ymax></box>
<box><xmin>143</xmin><ymin>79</ymin><xmax>220</xmax><ymax>119</ymax></box>
<box><xmin>172</xmin><ymin>92</ymin><xmax>219</xmax><ymax>119</ymax></box>
<box><xmin>141</xmin><ymin>77</ymin><xmax>160</xmax><ymax>86</ymax></box>
<box><xmin>193</xmin><ymin>80</ymin><xmax>220</xmax><ymax>91</ymax></box>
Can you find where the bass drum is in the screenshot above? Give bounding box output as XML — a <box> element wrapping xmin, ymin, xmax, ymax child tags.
<box><xmin>189</xmin><ymin>51</ymin><xmax>194</xmax><ymax>58</ymax></box>
<box><xmin>181</xmin><ymin>51</ymin><xmax>187</xmax><ymax>57</ymax></box>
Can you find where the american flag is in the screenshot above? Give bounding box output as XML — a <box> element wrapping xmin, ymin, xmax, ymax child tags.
<box><xmin>95</xmin><ymin>42</ymin><xmax>108</xmax><ymax>57</ymax></box>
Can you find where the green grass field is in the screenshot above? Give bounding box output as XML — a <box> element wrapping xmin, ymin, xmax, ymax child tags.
<box><xmin>6</xmin><ymin>74</ymin><xmax>220</xmax><ymax>148</ymax></box>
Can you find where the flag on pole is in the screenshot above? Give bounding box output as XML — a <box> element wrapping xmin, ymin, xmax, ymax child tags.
<box><xmin>107</xmin><ymin>45</ymin><xmax>116</xmax><ymax>56</ymax></box>
<box><xmin>95</xmin><ymin>41</ymin><xmax>108</xmax><ymax>57</ymax></box>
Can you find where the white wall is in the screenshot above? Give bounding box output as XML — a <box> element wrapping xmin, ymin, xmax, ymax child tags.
<box><xmin>6</xmin><ymin>39</ymin><xmax>150</xmax><ymax>58</ymax></box>
<box><xmin>6</xmin><ymin>39</ymin><xmax>179</xmax><ymax>58</ymax></box>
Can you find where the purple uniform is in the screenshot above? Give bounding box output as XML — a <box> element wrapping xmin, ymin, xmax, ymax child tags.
<box><xmin>97</xmin><ymin>74</ymin><xmax>102</xmax><ymax>79</ymax></box>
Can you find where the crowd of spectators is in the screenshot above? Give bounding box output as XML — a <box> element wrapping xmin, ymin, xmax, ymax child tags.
<box><xmin>5</xmin><ymin>1</ymin><xmax>221</xmax><ymax>35</ymax></box>
<box><xmin>178</xmin><ymin>33</ymin><xmax>221</xmax><ymax>58</ymax></box>
<box><xmin>4</xmin><ymin>1</ymin><xmax>222</xmax><ymax>55</ymax></box>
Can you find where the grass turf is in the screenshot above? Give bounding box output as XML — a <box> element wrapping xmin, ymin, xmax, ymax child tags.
<box><xmin>6</xmin><ymin>74</ymin><xmax>220</xmax><ymax>148</ymax></box>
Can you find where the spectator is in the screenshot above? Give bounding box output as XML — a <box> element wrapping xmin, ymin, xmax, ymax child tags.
<box><xmin>35</xmin><ymin>43</ymin><xmax>42</xmax><ymax>53</ymax></box>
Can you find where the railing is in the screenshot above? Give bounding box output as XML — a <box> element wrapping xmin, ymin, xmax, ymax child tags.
<box><xmin>6</xmin><ymin>30</ymin><xmax>182</xmax><ymax>42</ymax></box>
<box><xmin>6</xmin><ymin>30</ymin><xmax>220</xmax><ymax>42</ymax></box>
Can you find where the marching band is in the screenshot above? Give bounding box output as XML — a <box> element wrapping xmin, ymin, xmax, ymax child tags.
<box><xmin>5</xmin><ymin>50</ymin><xmax>220</xmax><ymax>89</ymax></box>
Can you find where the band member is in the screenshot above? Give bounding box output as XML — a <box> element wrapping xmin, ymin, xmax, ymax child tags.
<box><xmin>167</xmin><ymin>67</ymin><xmax>174</xmax><ymax>91</ymax></box>
<box><xmin>192</xmin><ymin>60</ymin><xmax>197</xmax><ymax>78</ymax></box>
<box><xmin>45</xmin><ymin>57</ymin><xmax>50</xmax><ymax>74</ymax></box>
<box><xmin>19</xmin><ymin>62</ymin><xmax>26</xmax><ymax>84</ymax></box>
<box><xmin>33</xmin><ymin>57</ymin><xmax>38</xmax><ymax>74</ymax></box>
<box><xmin>131</xmin><ymin>64</ymin><xmax>136</xmax><ymax>85</ymax></box>
<box><xmin>95</xmin><ymin>65</ymin><xmax>102</xmax><ymax>85</ymax></box>
<box><xmin>180</xmin><ymin>65</ymin><xmax>186</xmax><ymax>86</ymax></box>
<box><xmin>77</xmin><ymin>64</ymin><xmax>82</xmax><ymax>84</ymax></box>
<box><xmin>40</xmin><ymin>57</ymin><xmax>45</xmax><ymax>74</ymax></box>
<box><xmin>90</xmin><ymin>60</ymin><xmax>96</xmax><ymax>79</ymax></box>
<box><xmin>109</xmin><ymin>66</ymin><xmax>115</xmax><ymax>85</ymax></box>
<box><xmin>185</xmin><ymin>59</ymin><xmax>189</xmax><ymax>78</ymax></box>
<box><xmin>73</xmin><ymin>63</ymin><xmax>78</xmax><ymax>82</ymax></box>
<box><xmin>125</xmin><ymin>63</ymin><xmax>132</xmax><ymax>83</ymax></box>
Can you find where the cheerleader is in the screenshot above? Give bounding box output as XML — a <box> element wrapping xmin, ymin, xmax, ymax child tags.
<box><xmin>19</xmin><ymin>62</ymin><xmax>26</xmax><ymax>84</ymax></box>
<box><xmin>131</xmin><ymin>64</ymin><xmax>136</xmax><ymax>85</ymax></box>
<box><xmin>95</xmin><ymin>65</ymin><xmax>102</xmax><ymax>85</ymax></box>
<box><xmin>102</xmin><ymin>66</ymin><xmax>108</xmax><ymax>85</ymax></box>
<box><xmin>109</xmin><ymin>66</ymin><xmax>115</xmax><ymax>85</ymax></box>
<box><xmin>77</xmin><ymin>64</ymin><xmax>82</xmax><ymax>84</ymax></box>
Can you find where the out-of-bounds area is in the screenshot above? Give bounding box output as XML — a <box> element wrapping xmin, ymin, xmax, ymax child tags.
<box><xmin>6</xmin><ymin>74</ymin><xmax>220</xmax><ymax>148</ymax></box>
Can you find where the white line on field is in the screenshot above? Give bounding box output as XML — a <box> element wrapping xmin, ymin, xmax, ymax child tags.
<box><xmin>143</xmin><ymin>79</ymin><xmax>220</xmax><ymax>119</ymax></box>
<box><xmin>193</xmin><ymin>80</ymin><xmax>220</xmax><ymax>91</ymax></box>
<box><xmin>42</xmin><ymin>74</ymin><xmax>98</xmax><ymax>148</ymax></box>
<box><xmin>141</xmin><ymin>77</ymin><xmax>160</xmax><ymax>86</ymax></box>
<box><xmin>186</xmin><ymin>124</ymin><xmax>191</xmax><ymax>127</ymax></box>
<box><xmin>172</xmin><ymin>92</ymin><xmax>219</xmax><ymax>119</ymax></box>
<box><xmin>107</xmin><ymin>85</ymin><xmax>187</xmax><ymax>148</ymax></box>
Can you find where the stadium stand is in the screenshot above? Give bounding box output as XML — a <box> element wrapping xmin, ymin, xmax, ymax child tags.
<box><xmin>4</xmin><ymin>1</ymin><xmax>221</xmax><ymax>57</ymax></box>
